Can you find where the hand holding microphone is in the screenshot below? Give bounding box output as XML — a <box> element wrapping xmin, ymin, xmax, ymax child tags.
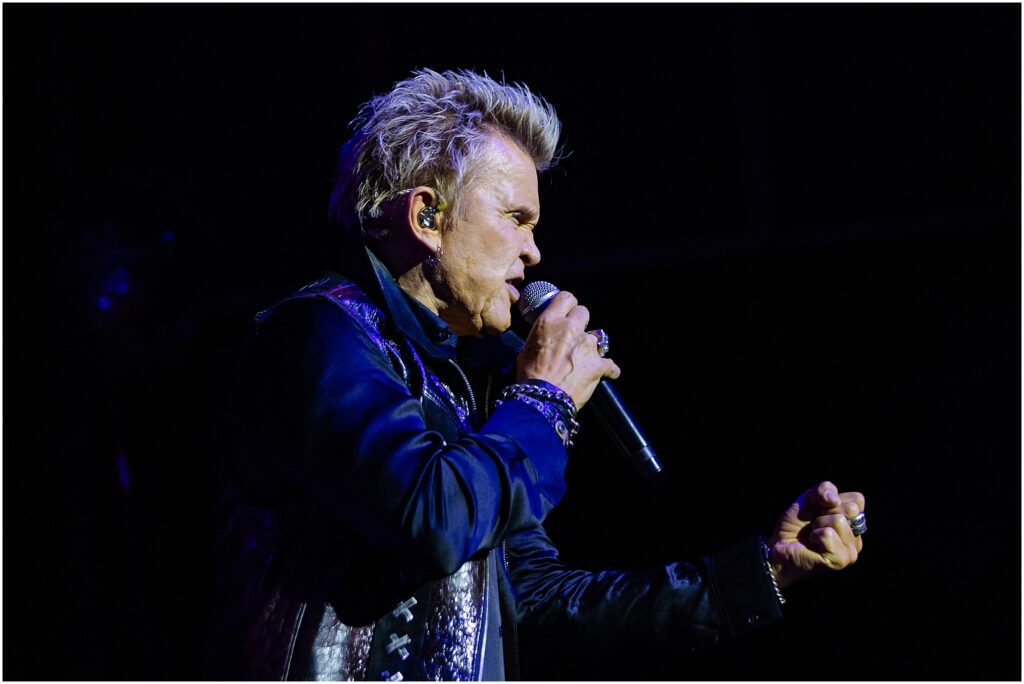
<box><xmin>517</xmin><ymin>281</ymin><xmax>663</xmax><ymax>477</ymax></box>
<box><xmin>515</xmin><ymin>286</ymin><xmax>621</xmax><ymax>409</ymax></box>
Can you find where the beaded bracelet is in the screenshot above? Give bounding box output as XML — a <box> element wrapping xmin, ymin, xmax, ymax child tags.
<box><xmin>760</xmin><ymin>541</ymin><xmax>787</xmax><ymax>607</ymax></box>
<box><xmin>495</xmin><ymin>381</ymin><xmax>580</xmax><ymax>447</ymax></box>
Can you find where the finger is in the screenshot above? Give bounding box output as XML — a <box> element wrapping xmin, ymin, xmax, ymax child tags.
<box><xmin>794</xmin><ymin>481</ymin><xmax>835</xmax><ymax>511</ymax></box>
<box><xmin>840</xmin><ymin>499</ymin><xmax>860</xmax><ymax>519</ymax></box>
<box><xmin>565</xmin><ymin>304</ymin><xmax>591</xmax><ymax>330</ymax></box>
<box><xmin>815</xmin><ymin>479</ymin><xmax>839</xmax><ymax>509</ymax></box>
<box><xmin>538</xmin><ymin>290</ymin><xmax>578</xmax><ymax>319</ymax></box>
<box><xmin>603</xmin><ymin>358</ymin><xmax>621</xmax><ymax>380</ymax></box>
<box><xmin>838</xmin><ymin>494</ymin><xmax>866</xmax><ymax>553</ymax></box>
<box><xmin>812</xmin><ymin>513</ymin><xmax>855</xmax><ymax>543</ymax></box>
<box><xmin>839</xmin><ymin>491</ymin><xmax>866</xmax><ymax>513</ymax></box>
<box><xmin>808</xmin><ymin>527</ymin><xmax>841</xmax><ymax>561</ymax></box>
<box><xmin>809</xmin><ymin>526</ymin><xmax>858</xmax><ymax>569</ymax></box>
<box><xmin>568</xmin><ymin>331</ymin><xmax>600</xmax><ymax>368</ymax></box>
<box><xmin>812</xmin><ymin>514</ymin><xmax>860</xmax><ymax>562</ymax></box>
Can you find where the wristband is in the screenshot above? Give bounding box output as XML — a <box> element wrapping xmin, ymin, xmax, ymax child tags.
<box><xmin>495</xmin><ymin>381</ymin><xmax>580</xmax><ymax>447</ymax></box>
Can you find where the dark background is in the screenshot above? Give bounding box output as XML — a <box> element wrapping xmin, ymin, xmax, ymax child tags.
<box><xmin>4</xmin><ymin>3</ymin><xmax>1020</xmax><ymax>680</ymax></box>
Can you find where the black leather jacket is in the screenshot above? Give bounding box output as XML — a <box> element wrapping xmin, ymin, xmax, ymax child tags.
<box><xmin>208</xmin><ymin>247</ymin><xmax>783</xmax><ymax>680</ymax></box>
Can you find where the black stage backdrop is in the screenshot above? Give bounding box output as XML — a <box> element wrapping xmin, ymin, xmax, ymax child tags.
<box><xmin>3</xmin><ymin>4</ymin><xmax>1020</xmax><ymax>680</ymax></box>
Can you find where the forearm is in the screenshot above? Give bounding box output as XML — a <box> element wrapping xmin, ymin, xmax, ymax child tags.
<box><xmin>508</xmin><ymin>526</ymin><xmax>784</xmax><ymax>659</ymax></box>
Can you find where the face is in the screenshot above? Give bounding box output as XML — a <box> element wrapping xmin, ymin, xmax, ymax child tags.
<box><xmin>434</xmin><ymin>134</ymin><xmax>541</xmax><ymax>336</ymax></box>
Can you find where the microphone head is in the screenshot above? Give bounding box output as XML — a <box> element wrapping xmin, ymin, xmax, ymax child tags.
<box><xmin>518</xmin><ymin>281</ymin><xmax>560</xmax><ymax>324</ymax></box>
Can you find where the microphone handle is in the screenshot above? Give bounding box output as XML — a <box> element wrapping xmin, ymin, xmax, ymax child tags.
<box><xmin>587</xmin><ymin>380</ymin><xmax>663</xmax><ymax>477</ymax></box>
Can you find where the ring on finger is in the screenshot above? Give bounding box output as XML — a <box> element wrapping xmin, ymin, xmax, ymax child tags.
<box><xmin>847</xmin><ymin>511</ymin><xmax>867</xmax><ymax>536</ymax></box>
<box><xmin>587</xmin><ymin>329</ymin><xmax>610</xmax><ymax>357</ymax></box>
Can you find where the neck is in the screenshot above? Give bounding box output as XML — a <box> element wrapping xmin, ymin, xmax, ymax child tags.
<box><xmin>397</xmin><ymin>264</ymin><xmax>461</xmax><ymax>325</ymax></box>
<box><xmin>395</xmin><ymin>266</ymin><xmax>438</xmax><ymax>311</ymax></box>
<box><xmin>396</xmin><ymin>265</ymin><xmax>481</xmax><ymax>337</ymax></box>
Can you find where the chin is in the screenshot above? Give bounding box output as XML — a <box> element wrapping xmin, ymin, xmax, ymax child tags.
<box><xmin>479</xmin><ymin>312</ymin><xmax>512</xmax><ymax>337</ymax></box>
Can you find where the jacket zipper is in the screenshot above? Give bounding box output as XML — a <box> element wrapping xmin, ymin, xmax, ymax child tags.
<box><xmin>447</xmin><ymin>358</ymin><xmax>478</xmax><ymax>426</ymax></box>
<box><xmin>484</xmin><ymin>374</ymin><xmax>494</xmax><ymax>421</ymax></box>
<box><xmin>500</xmin><ymin>541</ymin><xmax>520</xmax><ymax>680</ymax></box>
<box><xmin>282</xmin><ymin>602</ymin><xmax>307</xmax><ymax>681</ymax></box>
<box><xmin>475</xmin><ymin>554</ymin><xmax>490</xmax><ymax>681</ymax></box>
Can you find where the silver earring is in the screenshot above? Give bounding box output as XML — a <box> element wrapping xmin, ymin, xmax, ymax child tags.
<box><xmin>427</xmin><ymin>245</ymin><xmax>444</xmax><ymax>267</ymax></box>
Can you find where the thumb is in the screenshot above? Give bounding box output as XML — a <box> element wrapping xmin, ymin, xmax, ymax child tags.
<box><xmin>811</xmin><ymin>481</ymin><xmax>841</xmax><ymax>511</ymax></box>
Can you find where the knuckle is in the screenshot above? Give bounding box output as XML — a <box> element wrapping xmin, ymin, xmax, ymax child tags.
<box><xmin>815</xmin><ymin>514</ymin><xmax>840</xmax><ymax>528</ymax></box>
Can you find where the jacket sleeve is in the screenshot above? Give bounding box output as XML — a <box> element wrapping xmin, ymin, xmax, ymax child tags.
<box><xmin>233</xmin><ymin>297</ymin><xmax>570</xmax><ymax>581</ymax></box>
<box><xmin>506</xmin><ymin>522</ymin><xmax>784</xmax><ymax>664</ymax></box>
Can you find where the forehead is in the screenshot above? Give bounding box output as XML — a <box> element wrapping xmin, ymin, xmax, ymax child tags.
<box><xmin>471</xmin><ymin>133</ymin><xmax>540</xmax><ymax>208</ymax></box>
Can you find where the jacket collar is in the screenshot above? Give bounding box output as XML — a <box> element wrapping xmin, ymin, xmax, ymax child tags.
<box><xmin>353</xmin><ymin>245</ymin><xmax>523</xmax><ymax>372</ymax></box>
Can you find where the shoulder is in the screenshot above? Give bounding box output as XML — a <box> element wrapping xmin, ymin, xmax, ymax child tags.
<box><xmin>253</xmin><ymin>274</ymin><xmax>401</xmax><ymax>362</ymax></box>
<box><xmin>242</xmin><ymin>275</ymin><xmax>411</xmax><ymax>392</ymax></box>
<box><xmin>241</xmin><ymin>275</ymin><xmax>403</xmax><ymax>377</ymax></box>
<box><xmin>257</xmin><ymin>274</ymin><xmax>387</xmax><ymax>338</ymax></box>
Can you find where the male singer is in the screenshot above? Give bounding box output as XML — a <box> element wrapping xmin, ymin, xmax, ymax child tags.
<box><xmin>209</xmin><ymin>68</ymin><xmax>866</xmax><ymax>680</ymax></box>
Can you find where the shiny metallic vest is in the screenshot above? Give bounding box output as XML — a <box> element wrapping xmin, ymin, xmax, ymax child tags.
<box><xmin>245</xmin><ymin>557</ymin><xmax>493</xmax><ymax>680</ymax></box>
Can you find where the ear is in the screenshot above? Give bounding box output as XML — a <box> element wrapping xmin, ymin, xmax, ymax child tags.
<box><xmin>404</xmin><ymin>186</ymin><xmax>444</xmax><ymax>253</ymax></box>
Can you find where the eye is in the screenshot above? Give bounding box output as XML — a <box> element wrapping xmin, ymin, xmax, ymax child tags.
<box><xmin>508</xmin><ymin>211</ymin><xmax>536</xmax><ymax>229</ymax></box>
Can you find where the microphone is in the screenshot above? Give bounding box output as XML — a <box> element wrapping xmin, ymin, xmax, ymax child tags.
<box><xmin>518</xmin><ymin>281</ymin><xmax>663</xmax><ymax>477</ymax></box>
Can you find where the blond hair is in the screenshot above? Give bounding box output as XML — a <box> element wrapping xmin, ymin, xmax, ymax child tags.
<box><xmin>329</xmin><ymin>68</ymin><xmax>562</xmax><ymax>234</ymax></box>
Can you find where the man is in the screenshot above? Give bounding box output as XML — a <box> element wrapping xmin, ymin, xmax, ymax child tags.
<box><xmin>208</xmin><ymin>68</ymin><xmax>866</xmax><ymax>680</ymax></box>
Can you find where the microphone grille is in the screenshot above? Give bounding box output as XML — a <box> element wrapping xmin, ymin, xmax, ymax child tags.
<box><xmin>518</xmin><ymin>281</ymin><xmax>560</xmax><ymax>324</ymax></box>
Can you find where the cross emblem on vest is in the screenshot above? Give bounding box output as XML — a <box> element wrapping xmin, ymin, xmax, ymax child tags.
<box><xmin>385</xmin><ymin>633</ymin><xmax>412</xmax><ymax>661</ymax></box>
<box><xmin>391</xmin><ymin>597</ymin><xmax>418</xmax><ymax>623</ymax></box>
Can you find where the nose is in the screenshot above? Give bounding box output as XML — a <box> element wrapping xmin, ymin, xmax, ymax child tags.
<box><xmin>522</xmin><ymin>231</ymin><xmax>541</xmax><ymax>267</ymax></box>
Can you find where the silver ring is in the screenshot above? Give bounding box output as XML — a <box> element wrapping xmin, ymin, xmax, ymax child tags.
<box><xmin>848</xmin><ymin>512</ymin><xmax>867</xmax><ymax>536</ymax></box>
<box><xmin>589</xmin><ymin>329</ymin><xmax>610</xmax><ymax>357</ymax></box>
